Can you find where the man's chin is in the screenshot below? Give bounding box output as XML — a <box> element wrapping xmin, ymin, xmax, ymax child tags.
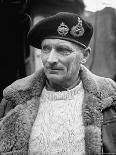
<box><xmin>46</xmin><ymin>73</ymin><xmax>64</xmax><ymax>83</ymax></box>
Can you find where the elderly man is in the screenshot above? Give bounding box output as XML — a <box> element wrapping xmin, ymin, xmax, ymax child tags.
<box><xmin>0</xmin><ymin>12</ymin><xmax>116</xmax><ymax>155</ymax></box>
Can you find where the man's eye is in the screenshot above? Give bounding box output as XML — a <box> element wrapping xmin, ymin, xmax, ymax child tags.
<box><xmin>42</xmin><ymin>46</ymin><xmax>51</xmax><ymax>53</ymax></box>
<box><xmin>56</xmin><ymin>47</ymin><xmax>73</xmax><ymax>55</ymax></box>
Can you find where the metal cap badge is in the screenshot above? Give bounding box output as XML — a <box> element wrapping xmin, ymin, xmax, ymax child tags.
<box><xmin>70</xmin><ymin>17</ymin><xmax>84</xmax><ymax>37</ymax></box>
<box><xmin>57</xmin><ymin>22</ymin><xmax>69</xmax><ymax>36</ymax></box>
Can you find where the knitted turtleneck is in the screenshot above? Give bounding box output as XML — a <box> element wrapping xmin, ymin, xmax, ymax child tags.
<box><xmin>29</xmin><ymin>81</ymin><xmax>85</xmax><ymax>155</ymax></box>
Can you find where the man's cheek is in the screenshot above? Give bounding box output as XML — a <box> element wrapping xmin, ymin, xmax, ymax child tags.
<box><xmin>41</xmin><ymin>58</ymin><xmax>47</xmax><ymax>66</ymax></box>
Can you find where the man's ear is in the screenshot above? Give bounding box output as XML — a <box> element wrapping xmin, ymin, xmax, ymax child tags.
<box><xmin>81</xmin><ymin>47</ymin><xmax>91</xmax><ymax>64</ymax></box>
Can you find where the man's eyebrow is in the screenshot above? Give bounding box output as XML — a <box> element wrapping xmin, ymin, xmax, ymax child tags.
<box><xmin>56</xmin><ymin>44</ymin><xmax>75</xmax><ymax>51</ymax></box>
<box><xmin>56</xmin><ymin>43</ymin><xmax>71</xmax><ymax>48</ymax></box>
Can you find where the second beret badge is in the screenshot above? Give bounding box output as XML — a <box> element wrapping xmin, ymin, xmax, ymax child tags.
<box><xmin>70</xmin><ymin>17</ymin><xmax>85</xmax><ymax>37</ymax></box>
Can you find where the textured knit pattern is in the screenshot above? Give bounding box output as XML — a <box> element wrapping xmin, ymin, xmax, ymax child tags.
<box><xmin>29</xmin><ymin>82</ymin><xmax>85</xmax><ymax>155</ymax></box>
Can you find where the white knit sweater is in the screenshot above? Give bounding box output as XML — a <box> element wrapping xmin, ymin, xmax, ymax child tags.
<box><xmin>29</xmin><ymin>81</ymin><xmax>85</xmax><ymax>155</ymax></box>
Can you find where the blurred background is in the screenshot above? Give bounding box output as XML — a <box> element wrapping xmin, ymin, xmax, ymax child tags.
<box><xmin>0</xmin><ymin>0</ymin><xmax>116</xmax><ymax>101</ymax></box>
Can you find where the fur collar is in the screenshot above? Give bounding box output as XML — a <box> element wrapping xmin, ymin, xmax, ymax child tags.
<box><xmin>0</xmin><ymin>65</ymin><xmax>116</xmax><ymax>154</ymax></box>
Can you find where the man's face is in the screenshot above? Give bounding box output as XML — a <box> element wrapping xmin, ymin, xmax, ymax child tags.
<box><xmin>41</xmin><ymin>39</ymin><xmax>85</xmax><ymax>85</ymax></box>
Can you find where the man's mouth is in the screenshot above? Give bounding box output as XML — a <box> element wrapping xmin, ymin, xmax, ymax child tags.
<box><xmin>46</xmin><ymin>67</ymin><xmax>63</xmax><ymax>70</ymax></box>
<box><xmin>47</xmin><ymin>67</ymin><xmax>63</xmax><ymax>71</ymax></box>
<box><xmin>46</xmin><ymin>67</ymin><xmax>63</xmax><ymax>74</ymax></box>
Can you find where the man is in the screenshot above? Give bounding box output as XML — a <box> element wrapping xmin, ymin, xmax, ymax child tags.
<box><xmin>0</xmin><ymin>12</ymin><xmax>116</xmax><ymax>154</ymax></box>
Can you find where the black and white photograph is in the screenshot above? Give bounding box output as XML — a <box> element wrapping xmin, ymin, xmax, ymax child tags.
<box><xmin>0</xmin><ymin>0</ymin><xmax>116</xmax><ymax>154</ymax></box>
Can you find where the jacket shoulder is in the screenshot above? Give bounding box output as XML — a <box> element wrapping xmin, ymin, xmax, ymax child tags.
<box><xmin>96</xmin><ymin>76</ymin><xmax>116</xmax><ymax>93</ymax></box>
<box><xmin>94</xmin><ymin>74</ymin><xmax>116</xmax><ymax>100</ymax></box>
<box><xmin>3</xmin><ymin>74</ymin><xmax>34</xmax><ymax>98</ymax></box>
<box><xmin>3</xmin><ymin>69</ymin><xmax>45</xmax><ymax>98</ymax></box>
<box><xmin>80</xmin><ymin>65</ymin><xmax>116</xmax><ymax>98</ymax></box>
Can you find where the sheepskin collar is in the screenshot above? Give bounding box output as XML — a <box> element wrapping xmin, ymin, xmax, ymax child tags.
<box><xmin>0</xmin><ymin>65</ymin><xmax>116</xmax><ymax>154</ymax></box>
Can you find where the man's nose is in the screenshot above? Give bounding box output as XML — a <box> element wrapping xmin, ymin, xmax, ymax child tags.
<box><xmin>47</xmin><ymin>49</ymin><xmax>58</xmax><ymax>64</ymax></box>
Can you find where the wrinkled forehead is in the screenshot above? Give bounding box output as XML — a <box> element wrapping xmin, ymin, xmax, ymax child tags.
<box><xmin>41</xmin><ymin>38</ymin><xmax>84</xmax><ymax>50</ymax></box>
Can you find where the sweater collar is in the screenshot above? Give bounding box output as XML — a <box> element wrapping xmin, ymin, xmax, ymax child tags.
<box><xmin>31</xmin><ymin>65</ymin><xmax>107</xmax><ymax>99</ymax></box>
<box><xmin>41</xmin><ymin>81</ymin><xmax>83</xmax><ymax>101</ymax></box>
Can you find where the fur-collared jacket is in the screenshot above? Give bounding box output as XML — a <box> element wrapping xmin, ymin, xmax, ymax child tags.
<box><xmin>0</xmin><ymin>65</ymin><xmax>116</xmax><ymax>155</ymax></box>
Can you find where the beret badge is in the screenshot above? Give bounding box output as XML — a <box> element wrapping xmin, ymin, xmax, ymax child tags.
<box><xmin>57</xmin><ymin>22</ymin><xmax>69</xmax><ymax>36</ymax></box>
<box><xmin>70</xmin><ymin>17</ymin><xmax>84</xmax><ymax>37</ymax></box>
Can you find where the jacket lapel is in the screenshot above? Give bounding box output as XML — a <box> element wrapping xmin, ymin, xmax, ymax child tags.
<box><xmin>0</xmin><ymin>97</ymin><xmax>41</xmax><ymax>154</ymax></box>
<box><xmin>80</xmin><ymin>65</ymin><xmax>116</xmax><ymax>154</ymax></box>
<box><xmin>0</xmin><ymin>70</ymin><xmax>46</xmax><ymax>153</ymax></box>
<box><xmin>80</xmin><ymin>65</ymin><xmax>102</xmax><ymax>154</ymax></box>
<box><xmin>82</xmin><ymin>90</ymin><xmax>103</xmax><ymax>154</ymax></box>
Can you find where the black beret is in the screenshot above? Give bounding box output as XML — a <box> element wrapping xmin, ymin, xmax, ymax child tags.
<box><xmin>28</xmin><ymin>12</ymin><xmax>93</xmax><ymax>49</ymax></box>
